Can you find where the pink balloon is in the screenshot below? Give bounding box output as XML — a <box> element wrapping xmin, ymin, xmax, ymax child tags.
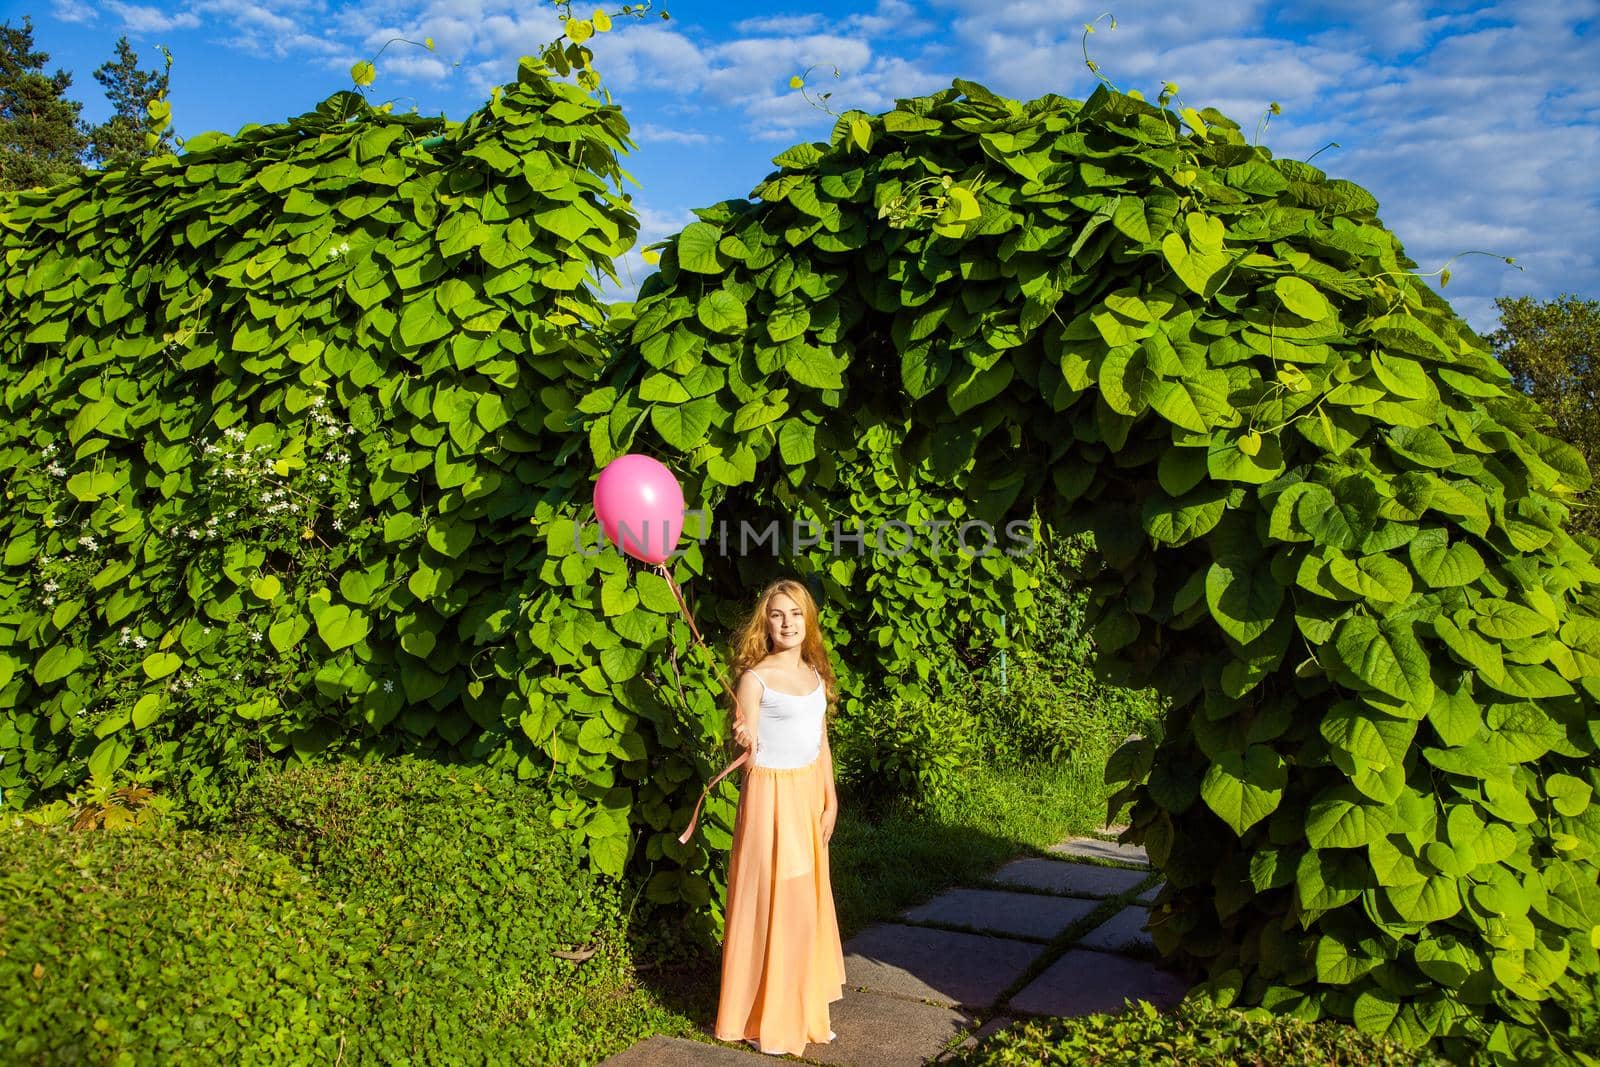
<box><xmin>593</xmin><ymin>454</ymin><xmax>685</xmax><ymax>564</ymax></box>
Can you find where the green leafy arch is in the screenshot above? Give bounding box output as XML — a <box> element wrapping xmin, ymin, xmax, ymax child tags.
<box><xmin>0</xmin><ymin>52</ymin><xmax>1595</xmax><ymax>1061</ymax></box>
<box><xmin>609</xmin><ymin>82</ymin><xmax>1600</xmax><ymax>1058</ymax></box>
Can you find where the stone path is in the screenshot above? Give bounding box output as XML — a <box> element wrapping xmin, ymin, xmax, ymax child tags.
<box><xmin>603</xmin><ymin>827</ymin><xmax>1191</xmax><ymax>1066</ymax></box>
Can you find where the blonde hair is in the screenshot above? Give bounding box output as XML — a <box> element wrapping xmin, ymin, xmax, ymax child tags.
<box><xmin>728</xmin><ymin>578</ymin><xmax>837</xmax><ymax>724</ymax></box>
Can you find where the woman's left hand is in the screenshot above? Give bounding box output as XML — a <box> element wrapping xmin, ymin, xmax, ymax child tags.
<box><xmin>820</xmin><ymin>804</ymin><xmax>837</xmax><ymax>846</ymax></box>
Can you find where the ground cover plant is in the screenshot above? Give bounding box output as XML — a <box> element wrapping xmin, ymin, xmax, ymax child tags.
<box><xmin>950</xmin><ymin>998</ymin><xmax>1453</xmax><ymax>1066</ymax></box>
<box><xmin>2</xmin><ymin>757</ymin><xmax>629</xmax><ymax>1065</ymax></box>
<box><xmin>1</xmin><ymin>33</ymin><xmax>1597</xmax><ymax>1063</ymax></box>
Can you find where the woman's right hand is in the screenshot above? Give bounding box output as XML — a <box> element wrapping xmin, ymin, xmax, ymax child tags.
<box><xmin>733</xmin><ymin>716</ymin><xmax>753</xmax><ymax>749</ymax></box>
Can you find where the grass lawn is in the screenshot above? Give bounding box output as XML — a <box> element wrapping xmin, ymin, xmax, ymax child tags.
<box><xmin>574</xmin><ymin>753</ymin><xmax>1118</xmax><ymax>1065</ymax></box>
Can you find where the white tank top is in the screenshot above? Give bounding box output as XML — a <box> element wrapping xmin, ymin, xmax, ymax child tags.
<box><xmin>747</xmin><ymin>665</ymin><xmax>826</xmax><ymax>769</ymax></box>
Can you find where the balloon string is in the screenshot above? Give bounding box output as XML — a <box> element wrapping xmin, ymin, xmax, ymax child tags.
<box><xmin>654</xmin><ymin>562</ymin><xmax>749</xmax><ymax>845</ymax></box>
<box><xmin>653</xmin><ymin>563</ymin><xmax>738</xmax><ymax>706</ymax></box>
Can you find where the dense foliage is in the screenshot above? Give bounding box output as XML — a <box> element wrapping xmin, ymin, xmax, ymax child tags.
<box><xmin>1</xmin><ymin>757</ymin><xmax>626</xmax><ymax>1064</ymax></box>
<box><xmin>1488</xmin><ymin>293</ymin><xmax>1600</xmax><ymax>538</ymax></box>
<box><xmin>951</xmin><ymin>1000</ymin><xmax>1451</xmax><ymax>1066</ymax></box>
<box><xmin>614</xmin><ymin>82</ymin><xmax>1600</xmax><ymax>1058</ymax></box>
<box><xmin>0</xmin><ymin>62</ymin><xmax>636</xmax><ymax>831</ymax></box>
<box><xmin>4</xmin><ymin>49</ymin><xmax>1599</xmax><ymax>1059</ymax></box>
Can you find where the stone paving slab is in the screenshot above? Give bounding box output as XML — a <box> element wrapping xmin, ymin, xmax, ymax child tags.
<box><xmin>803</xmin><ymin>989</ymin><xmax>974</xmax><ymax>1067</ymax></box>
<box><xmin>990</xmin><ymin>858</ymin><xmax>1148</xmax><ymax>899</ymax></box>
<box><xmin>1048</xmin><ymin>837</ymin><xmax>1150</xmax><ymax>866</ymax></box>
<box><xmin>1136</xmin><ymin>881</ymin><xmax>1163</xmax><ymax>904</ymax></box>
<box><xmin>844</xmin><ymin>923</ymin><xmax>1046</xmax><ymax>1009</ymax></box>
<box><xmin>1077</xmin><ymin>907</ymin><xmax>1154</xmax><ymax>953</ymax></box>
<box><xmin>902</xmin><ymin>887</ymin><xmax>1101</xmax><ymax>940</ymax></box>
<box><xmin>602</xmin><ymin>1036</ymin><xmax>764</xmax><ymax>1065</ymax></box>
<box><xmin>1009</xmin><ymin>949</ymin><xmax>1190</xmax><ymax>1018</ymax></box>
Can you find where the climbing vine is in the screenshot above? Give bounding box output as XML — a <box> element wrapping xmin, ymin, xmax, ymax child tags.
<box><xmin>2</xmin><ymin>24</ymin><xmax>1596</xmax><ymax>1060</ymax></box>
<box><xmin>609</xmin><ymin>80</ymin><xmax>1600</xmax><ymax>1062</ymax></box>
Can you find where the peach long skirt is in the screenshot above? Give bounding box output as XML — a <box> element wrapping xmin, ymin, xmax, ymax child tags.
<box><xmin>713</xmin><ymin>757</ymin><xmax>846</xmax><ymax>1055</ymax></box>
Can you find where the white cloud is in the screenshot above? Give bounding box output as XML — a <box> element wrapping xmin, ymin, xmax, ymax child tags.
<box><xmin>592</xmin><ymin>26</ymin><xmax>706</xmax><ymax>92</ymax></box>
<box><xmin>594</xmin><ymin>201</ymin><xmax>696</xmax><ymax>305</ymax></box>
<box><xmin>733</xmin><ymin>13</ymin><xmax>827</xmax><ymax>36</ymax></box>
<box><xmin>632</xmin><ymin>122</ymin><xmax>713</xmax><ymax>145</ymax></box>
<box><xmin>195</xmin><ymin>0</ymin><xmax>299</xmax><ymax>35</ymax></box>
<box><xmin>50</xmin><ymin>0</ymin><xmax>98</xmax><ymax>25</ymax></box>
<box><xmin>105</xmin><ymin>0</ymin><xmax>202</xmax><ymax>33</ymax></box>
<box><xmin>844</xmin><ymin>0</ymin><xmax>933</xmax><ymax>38</ymax></box>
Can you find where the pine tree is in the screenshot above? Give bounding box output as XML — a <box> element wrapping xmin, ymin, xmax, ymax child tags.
<box><xmin>86</xmin><ymin>35</ymin><xmax>171</xmax><ymax>170</ymax></box>
<box><xmin>0</xmin><ymin>16</ymin><xmax>88</xmax><ymax>192</ymax></box>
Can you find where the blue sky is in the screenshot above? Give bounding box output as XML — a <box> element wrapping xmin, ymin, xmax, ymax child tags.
<box><xmin>15</xmin><ymin>0</ymin><xmax>1600</xmax><ymax>332</ymax></box>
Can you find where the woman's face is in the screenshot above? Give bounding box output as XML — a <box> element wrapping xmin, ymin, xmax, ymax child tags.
<box><xmin>766</xmin><ymin>592</ymin><xmax>805</xmax><ymax>653</ymax></box>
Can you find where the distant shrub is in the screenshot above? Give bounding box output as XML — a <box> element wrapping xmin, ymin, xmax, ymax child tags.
<box><xmin>833</xmin><ymin>687</ymin><xmax>981</xmax><ymax>811</ymax></box>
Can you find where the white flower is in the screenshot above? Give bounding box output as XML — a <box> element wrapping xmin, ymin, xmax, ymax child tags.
<box><xmin>188</xmin><ymin>528</ymin><xmax>202</xmax><ymax>540</ymax></box>
<box><xmin>43</xmin><ymin>580</ymin><xmax>58</xmax><ymax>592</ymax></box>
<box><xmin>311</xmin><ymin>395</ymin><xmax>326</xmax><ymax>409</ymax></box>
<box><xmin>41</xmin><ymin>595</ymin><xmax>54</xmax><ymax>606</ymax></box>
<box><xmin>383</xmin><ymin>680</ymin><xmax>394</xmax><ymax>693</ymax></box>
<box><xmin>77</xmin><ymin>535</ymin><xmax>98</xmax><ymax>551</ymax></box>
<box><xmin>47</xmin><ymin>463</ymin><xmax>67</xmax><ymax>477</ymax></box>
<box><xmin>42</xmin><ymin>443</ymin><xmax>56</xmax><ymax>457</ymax></box>
<box><xmin>331</xmin><ymin>519</ymin><xmax>343</xmax><ymax>531</ymax></box>
<box><xmin>250</xmin><ymin>630</ymin><xmax>263</xmax><ymax>643</ymax></box>
<box><xmin>231</xmin><ymin>672</ymin><xmax>242</xmax><ymax>681</ymax></box>
<box><xmin>119</xmin><ymin>628</ymin><xmax>130</xmax><ymax>646</ymax></box>
<box><xmin>345</xmin><ymin>426</ymin><xmax>357</xmax><ymax>437</ymax></box>
<box><xmin>132</xmin><ymin>636</ymin><xmax>148</xmax><ymax>650</ymax></box>
<box><xmin>316</xmin><ymin>473</ymin><xmax>329</xmax><ymax>483</ymax></box>
<box><xmin>38</xmin><ymin>554</ymin><xmax>51</xmax><ymax>565</ymax></box>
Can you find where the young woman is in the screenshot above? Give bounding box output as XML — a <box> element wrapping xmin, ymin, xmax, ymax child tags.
<box><xmin>711</xmin><ymin>578</ymin><xmax>846</xmax><ymax>1056</ymax></box>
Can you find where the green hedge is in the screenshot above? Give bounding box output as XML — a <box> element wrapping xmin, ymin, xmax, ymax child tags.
<box><xmin>952</xmin><ymin>1000</ymin><xmax>1451</xmax><ymax>1066</ymax></box>
<box><xmin>1</xmin><ymin>758</ymin><xmax>626</xmax><ymax>1064</ymax></box>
